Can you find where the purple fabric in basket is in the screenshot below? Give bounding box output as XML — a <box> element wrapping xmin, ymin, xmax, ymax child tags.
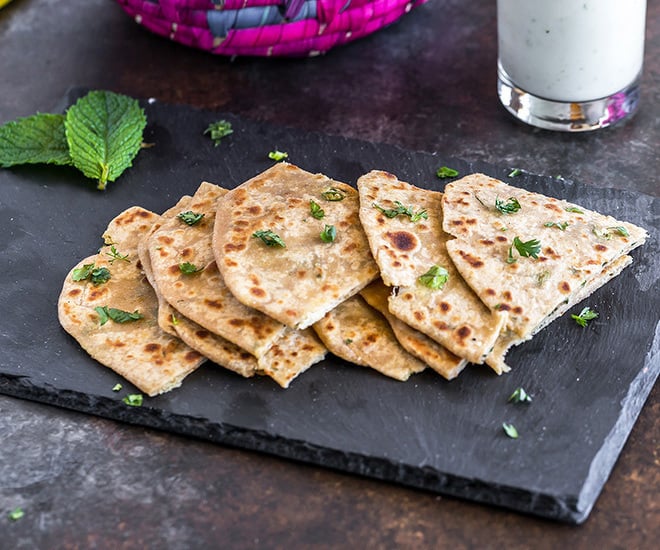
<box><xmin>115</xmin><ymin>0</ymin><xmax>427</xmax><ymax>57</ymax></box>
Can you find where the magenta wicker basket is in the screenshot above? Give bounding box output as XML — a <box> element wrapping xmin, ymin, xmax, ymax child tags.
<box><xmin>115</xmin><ymin>0</ymin><xmax>427</xmax><ymax>57</ymax></box>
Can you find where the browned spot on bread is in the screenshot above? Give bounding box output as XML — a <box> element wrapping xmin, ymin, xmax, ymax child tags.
<box><xmin>480</xmin><ymin>239</ymin><xmax>495</xmax><ymax>245</ymax></box>
<box><xmin>466</xmin><ymin>218</ymin><xmax>477</xmax><ymax>225</ymax></box>
<box><xmin>496</xmin><ymin>235</ymin><xmax>508</xmax><ymax>242</ymax></box>
<box><xmin>456</xmin><ymin>326</ymin><xmax>471</xmax><ymax>341</ymax></box>
<box><xmin>365</xmin><ymin>333</ymin><xmax>378</xmax><ymax>344</ymax></box>
<box><xmin>457</xmin><ymin>250</ymin><xmax>484</xmax><ymax>268</ymax></box>
<box><xmin>497</xmin><ymin>303</ymin><xmax>511</xmax><ymax>311</ymax></box>
<box><xmin>595</xmin><ymin>244</ymin><xmax>608</xmax><ymax>252</ymax></box>
<box><xmin>433</xmin><ymin>321</ymin><xmax>449</xmax><ymax>331</ymax></box>
<box><xmin>502</xmin><ymin>290</ymin><xmax>513</xmax><ymax>301</ymax></box>
<box><xmin>234</xmin><ymin>219</ymin><xmax>250</xmax><ymax>228</ymax></box>
<box><xmin>144</xmin><ymin>343</ymin><xmax>161</xmax><ymax>353</ymax></box>
<box><xmin>285</xmin><ymin>309</ymin><xmax>297</xmax><ymax>318</ymax></box>
<box><xmin>157</xmin><ymin>235</ymin><xmax>175</xmax><ymax>245</ymax></box>
<box><xmin>439</xmin><ymin>302</ymin><xmax>451</xmax><ymax>312</ymax></box>
<box><xmin>513</xmin><ymin>306</ymin><xmax>524</xmax><ymax>315</ymax></box>
<box><xmin>248</xmin><ymin>205</ymin><xmax>262</xmax><ymax>215</ymax></box>
<box><xmin>136</xmin><ymin>259</ymin><xmax>143</xmax><ymax>270</ymax></box>
<box><xmin>168</xmin><ymin>265</ymin><xmax>180</xmax><ymax>275</ymax></box>
<box><xmin>451</xmin><ymin>219</ymin><xmax>464</xmax><ymax>226</ymax></box>
<box><xmin>385</xmin><ymin>231</ymin><xmax>418</xmax><ymax>252</ymax></box>
<box><xmin>186</xmin><ymin>350</ymin><xmax>203</xmax><ymax>362</ymax></box>
<box><xmin>68</xmin><ymin>288</ymin><xmax>82</xmax><ymax>297</ymax></box>
<box><xmin>559</xmin><ymin>281</ymin><xmax>571</xmax><ymax>294</ymax></box>
<box><xmin>88</xmin><ymin>288</ymin><xmax>107</xmax><ymax>301</ymax></box>
<box><xmin>204</xmin><ymin>299</ymin><xmax>225</xmax><ymax>309</ymax></box>
<box><xmin>402</xmin><ymin>293</ymin><xmax>413</xmax><ymax>301</ymax></box>
<box><xmin>195</xmin><ymin>330</ymin><xmax>210</xmax><ymax>339</ymax></box>
<box><xmin>342</xmin><ymin>242</ymin><xmax>358</xmax><ymax>254</ymax></box>
<box><xmin>543</xmin><ymin>247</ymin><xmax>560</xmax><ymax>259</ymax></box>
<box><xmin>414</xmin><ymin>311</ymin><xmax>424</xmax><ymax>321</ymax></box>
<box><xmin>224</xmin><ymin>242</ymin><xmax>246</xmax><ymax>252</ymax></box>
<box><xmin>181</xmin><ymin>248</ymin><xmax>193</xmax><ymax>258</ymax></box>
<box><xmin>106</xmin><ymin>339</ymin><xmax>126</xmax><ymax>348</ymax></box>
<box><xmin>229</xmin><ymin>319</ymin><xmax>245</xmax><ymax>327</ymax></box>
<box><xmin>544</xmin><ymin>202</ymin><xmax>562</xmax><ymax>212</ymax></box>
<box><xmin>250</xmin><ymin>287</ymin><xmax>266</xmax><ymax>298</ymax></box>
<box><xmin>485</xmin><ymin>288</ymin><xmax>496</xmax><ymax>296</ymax></box>
<box><xmin>324</xmin><ymin>322</ymin><xmax>335</xmax><ymax>331</ymax></box>
<box><xmin>393</xmin><ymin>261</ymin><xmax>402</xmax><ymax>268</ymax></box>
<box><xmin>296</xmin><ymin>270</ymin><xmax>307</xmax><ymax>278</ymax></box>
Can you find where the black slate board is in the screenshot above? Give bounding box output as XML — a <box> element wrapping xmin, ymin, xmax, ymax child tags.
<box><xmin>1</xmin><ymin>93</ymin><xmax>658</xmax><ymax>524</ymax></box>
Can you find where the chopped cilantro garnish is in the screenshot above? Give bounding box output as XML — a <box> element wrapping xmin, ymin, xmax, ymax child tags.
<box><xmin>571</xmin><ymin>306</ymin><xmax>598</xmax><ymax>327</ymax></box>
<box><xmin>123</xmin><ymin>394</ymin><xmax>143</xmax><ymax>407</ymax></box>
<box><xmin>95</xmin><ymin>306</ymin><xmax>143</xmax><ymax>326</ymax></box>
<box><xmin>544</xmin><ymin>221</ymin><xmax>569</xmax><ymax>231</ymax></box>
<box><xmin>72</xmin><ymin>263</ymin><xmax>111</xmax><ymax>285</ymax></box>
<box><xmin>105</xmin><ymin>245</ymin><xmax>130</xmax><ymax>264</ymax></box>
<box><xmin>253</xmin><ymin>229</ymin><xmax>286</xmax><ymax>248</ymax></box>
<box><xmin>508</xmin><ymin>168</ymin><xmax>523</xmax><ymax>177</ymax></box>
<box><xmin>112</xmin><ymin>383</ymin><xmax>122</xmax><ymax>392</ymax></box>
<box><xmin>204</xmin><ymin>120</ymin><xmax>233</xmax><ymax>146</ymax></box>
<box><xmin>268</xmin><ymin>150</ymin><xmax>288</xmax><ymax>162</ymax></box>
<box><xmin>179</xmin><ymin>262</ymin><xmax>202</xmax><ymax>274</ymax></box>
<box><xmin>502</xmin><ymin>423</ymin><xmax>519</xmax><ymax>438</ymax></box>
<box><xmin>418</xmin><ymin>265</ymin><xmax>449</xmax><ymax>290</ymax></box>
<box><xmin>564</xmin><ymin>206</ymin><xmax>584</xmax><ymax>214</ymax></box>
<box><xmin>507</xmin><ymin>236</ymin><xmax>541</xmax><ymax>263</ymax></box>
<box><xmin>310</xmin><ymin>199</ymin><xmax>325</xmax><ymax>219</ymax></box>
<box><xmin>177</xmin><ymin>211</ymin><xmax>205</xmax><ymax>226</ymax></box>
<box><xmin>508</xmin><ymin>387</ymin><xmax>532</xmax><ymax>403</ymax></box>
<box><xmin>320</xmin><ymin>224</ymin><xmax>337</xmax><ymax>243</ymax></box>
<box><xmin>495</xmin><ymin>196</ymin><xmax>521</xmax><ymax>215</ymax></box>
<box><xmin>321</xmin><ymin>187</ymin><xmax>346</xmax><ymax>201</ymax></box>
<box><xmin>373</xmin><ymin>201</ymin><xmax>427</xmax><ymax>222</ymax></box>
<box><xmin>436</xmin><ymin>166</ymin><xmax>459</xmax><ymax>178</ymax></box>
<box><xmin>8</xmin><ymin>507</ymin><xmax>24</xmax><ymax>521</ymax></box>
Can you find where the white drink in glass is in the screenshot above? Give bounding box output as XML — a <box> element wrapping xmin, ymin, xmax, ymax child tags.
<box><xmin>497</xmin><ymin>0</ymin><xmax>647</xmax><ymax>131</ymax></box>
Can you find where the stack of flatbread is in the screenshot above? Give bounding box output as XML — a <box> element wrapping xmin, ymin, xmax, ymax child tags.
<box><xmin>58</xmin><ymin>163</ymin><xmax>647</xmax><ymax>396</ymax></box>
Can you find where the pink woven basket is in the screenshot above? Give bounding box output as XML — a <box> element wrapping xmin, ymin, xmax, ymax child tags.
<box><xmin>115</xmin><ymin>0</ymin><xmax>427</xmax><ymax>57</ymax></box>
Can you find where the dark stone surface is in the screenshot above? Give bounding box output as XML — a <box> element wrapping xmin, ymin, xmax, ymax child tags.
<box><xmin>1</xmin><ymin>0</ymin><xmax>658</xmax><ymax>547</ymax></box>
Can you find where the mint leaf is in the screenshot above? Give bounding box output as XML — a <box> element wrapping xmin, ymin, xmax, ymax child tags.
<box><xmin>65</xmin><ymin>91</ymin><xmax>147</xmax><ymax>190</ymax></box>
<box><xmin>0</xmin><ymin>113</ymin><xmax>71</xmax><ymax>167</ymax></box>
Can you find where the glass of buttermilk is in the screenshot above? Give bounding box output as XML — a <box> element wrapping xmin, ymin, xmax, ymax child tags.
<box><xmin>497</xmin><ymin>0</ymin><xmax>647</xmax><ymax>131</ymax></box>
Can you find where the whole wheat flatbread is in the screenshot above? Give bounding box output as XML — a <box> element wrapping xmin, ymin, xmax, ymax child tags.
<box><xmin>146</xmin><ymin>182</ymin><xmax>286</xmax><ymax>358</ymax></box>
<box><xmin>313</xmin><ymin>295</ymin><xmax>426</xmax><ymax>381</ymax></box>
<box><xmin>214</xmin><ymin>163</ymin><xmax>380</xmax><ymax>330</ymax></box>
<box><xmin>58</xmin><ymin>207</ymin><xmax>206</xmax><ymax>396</ymax></box>
<box><xmin>357</xmin><ymin>170</ymin><xmax>507</xmax><ymax>369</ymax></box>
<box><xmin>360</xmin><ymin>280</ymin><xmax>468</xmax><ymax>380</ymax></box>
<box><xmin>441</xmin><ymin>173</ymin><xmax>648</xmax><ymax>340</ymax></box>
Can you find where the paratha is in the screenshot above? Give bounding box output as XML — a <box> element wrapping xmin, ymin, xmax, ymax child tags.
<box><xmin>146</xmin><ymin>181</ymin><xmax>286</xmax><ymax>358</ymax></box>
<box><xmin>360</xmin><ymin>280</ymin><xmax>468</xmax><ymax>380</ymax></box>
<box><xmin>58</xmin><ymin>207</ymin><xmax>206</xmax><ymax>396</ymax></box>
<box><xmin>214</xmin><ymin>163</ymin><xmax>380</xmax><ymax>330</ymax></box>
<box><xmin>357</xmin><ymin>170</ymin><xmax>507</xmax><ymax>369</ymax></box>
<box><xmin>441</xmin><ymin>173</ymin><xmax>648</xmax><ymax>342</ymax></box>
<box><xmin>313</xmin><ymin>295</ymin><xmax>426</xmax><ymax>381</ymax></box>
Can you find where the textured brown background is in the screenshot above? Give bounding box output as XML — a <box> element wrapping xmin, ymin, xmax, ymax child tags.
<box><xmin>1</xmin><ymin>0</ymin><xmax>658</xmax><ymax>547</ymax></box>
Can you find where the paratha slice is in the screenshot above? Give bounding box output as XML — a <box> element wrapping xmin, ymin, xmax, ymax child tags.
<box><xmin>360</xmin><ymin>280</ymin><xmax>468</xmax><ymax>380</ymax></box>
<box><xmin>214</xmin><ymin>163</ymin><xmax>380</xmax><ymax>330</ymax></box>
<box><xmin>313</xmin><ymin>295</ymin><xmax>426</xmax><ymax>381</ymax></box>
<box><xmin>357</xmin><ymin>170</ymin><xmax>508</xmax><ymax>368</ymax></box>
<box><xmin>146</xmin><ymin>181</ymin><xmax>286</xmax><ymax>358</ymax></box>
<box><xmin>58</xmin><ymin>207</ymin><xmax>206</xmax><ymax>396</ymax></box>
<box><xmin>441</xmin><ymin>173</ymin><xmax>648</xmax><ymax>340</ymax></box>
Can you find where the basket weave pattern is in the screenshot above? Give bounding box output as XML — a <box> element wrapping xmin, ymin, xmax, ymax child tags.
<box><xmin>116</xmin><ymin>0</ymin><xmax>427</xmax><ymax>57</ymax></box>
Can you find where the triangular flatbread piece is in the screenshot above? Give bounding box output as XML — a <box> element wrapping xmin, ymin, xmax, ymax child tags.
<box><xmin>146</xmin><ymin>182</ymin><xmax>286</xmax><ymax>358</ymax></box>
<box><xmin>441</xmin><ymin>173</ymin><xmax>648</xmax><ymax>342</ymax></box>
<box><xmin>357</xmin><ymin>170</ymin><xmax>507</xmax><ymax>369</ymax></box>
<box><xmin>58</xmin><ymin>207</ymin><xmax>206</xmax><ymax>396</ymax></box>
<box><xmin>313</xmin><ymin>295</ymin><xmax>426</xmax><ymax>381</ymax></box>
<box><xmin>360</xmin><ymin>280</ymin><xmax>468</xmax><ymax>380</ymax></box>
<box><xmin>214</xmin><ymin>163</ymin><xmax>379</xmax><ymax>329</ymax></box>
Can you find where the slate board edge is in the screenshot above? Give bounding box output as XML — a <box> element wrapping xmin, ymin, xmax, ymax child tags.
<box><xmin>0</xmin><ymin>373</ymin><xmax>589</xmax><ymax>523</ymax></box>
